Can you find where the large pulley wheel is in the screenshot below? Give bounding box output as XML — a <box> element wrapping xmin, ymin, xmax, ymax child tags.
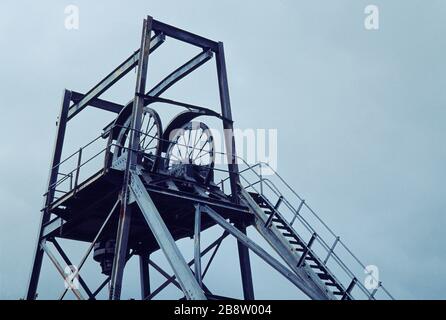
<box><xmin>112</xmin><ymin>107</ymin><xmax>163</xmax><ymax>167</ymax></box>
<box><xmin>165</xmin><ymin>121</ymin><xmax>215</xmax><ymax>182</ymax></box>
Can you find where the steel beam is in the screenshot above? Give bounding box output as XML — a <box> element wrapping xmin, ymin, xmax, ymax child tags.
<box><xmin>215</xmin><ymin>42</ymin><xmax>240</xmax><ymax>200</ymax></box>
<box><xmin>215</xmin><ymin>41</ymin><xmax>255</xmax><ymax>300</ymax></box>
<box><xmin>51</xmin><ymin>239</ymin><xmax>95</xmax><ymax>299</ymax></box>
<box><xmin>202</xmin><ymin>205</ymin><xmax>331</xmax><ymax>298</ymax></box>
<box><xmin>148</xmin><ymin>259</ymin><xmax>183</xmax><ymax>291</ymax></box>
<box><xmin>41</xmin><ymin>217</ymin><xmax>65</xmax><ymax>239</ymax></box>
<box><xmin>142</xmin><ymin>95</ymin><xmax>222</xmax><ymax>119</ymax></box>
<box><xmin>152</xmin><ymin>20</ymin><xmax>218</xmax><ymax>51</ymax></box>
<box><xmin>148</xmin><ymin>50</ymin><xmax>213</xmax><ymax>97</ymax></box>
<box><xmin>201</xmin><ymin>232</ymin><xmax>226</xmax><ymax>279</ymax></box>
<box><xmin>139</xmin><ymin>254</ymin><xmax>150</xmax><ymax>299</ymax></box>
<box><xmin>145</xmin><ymin>231</ymin><xmax>228</xmax><ymax>300</ymax></box>
<box><xmin>67</xmin><ymin>33</ymin><xmax>165</xmax><ymax>120</ymax></box>
<box><xmin>70</xmin><ymin>91</ymin><xmax>124</xmax><ymax>114</ymax></box>
<box><xmin>130</xmin><ymin>172</ymin><xmax>206</xmax><ymax>300</ymax></box>
<box><xmin>26</xmin><ymin>89</ymin><xmax>71</xmax><ymax>300</ymax></box>
<box><xmin>236</xmin><ymin>224</ymin><xmax>255</xmax><ymax>300</ymax></box>
<box><xmin>41</xmin><ymin>242</ymin><xmax>84</xmax><ymax>300</ymax></box>
<box><xmin>143</xmin><ymin>183</ymin><xmax>250</xmax><ymax>214</ymax></box>
<box><xmin>148</xmin><ymin>259</ymin><xmax>214</xmax><ymax>298</ymax></box>
<box><xmin>102</xmin><ymin>50</ymin><xmax>215</xmax><ymax>135</ymax></box>
<box><xmin>109</xmin><ymin>16</ymin><xmax>154</xmax><ymax>300</ymax></box>
<box><xmin>194</xmin><ymin>204</ymin><xmax>202</xmax><ymax>287</ymax></box>
<box><xmin>93</xmin><ymin>277</ymin><xmax>111</xmax><ymax>298</ymax></box>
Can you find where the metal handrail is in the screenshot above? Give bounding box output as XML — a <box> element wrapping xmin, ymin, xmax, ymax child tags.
<box><xmin>218</xmin><ymin>157</ymin><xmax>389</xmax><ymax>298</ymax></box>
<box><xmin>237</xmin><ymin>173</ymin><xmax>356</xmax><ymax>292</ymax></box>
<box><xmin>47</xmin><ymin>146</ymin><xmax>108</xmax><ymax>193</ymax></box>
<box><xmin>259</xmin><ymin>175</ymin><xmax>391</xmax><ymax>298</ymax></box>
<box><xmin>237</xmin><ymin>174</ymin><xmax>357</xmax><ymax>298</ymax></box>
<box><xmin>232</xmin><ymin>160</ymin><xmax>393</xmax><ymax>299</ymax></box>
<box><xmin>51</xmin><ymin>131</ymin><xmax>107</xmax><ymax>170</ymax></box>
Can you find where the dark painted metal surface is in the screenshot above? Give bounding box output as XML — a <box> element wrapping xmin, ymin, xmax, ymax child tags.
<box><xmin>194</xmin><ymin>204</ymin><xmax>202</xmax><ymax>287</ymax></box>
<box><xmin>152</xmin><ymin>20</ymin><xmax>218</xmax><ymax>51</ymax></box>
<box><xmin>215</xmin><ymin>41</ymin><xmax>255</xmax><ymax>300</ymax></box>
<box><xmin>109</xmin><ymin>16</ymin><xmax>153</xmax><ymax>300</ymax></box>
<box><xmin>70</xmin><ymin>91</ymin><xmax>125</xmax><ymax>114</ymax></box>
<box><xmin>26</xmin><ymin>90</ymin><xmax>71</xmax><ymax>300</ymax></box>
<box><xmin>149</xmin><ymin>50</ymin><xmax>213</xmax><ymax>97</ymax></box>
<box><xmin>139</xmin><ymin>254</ymin><xmax>151</xmax><ymax>299</ymax></box>
<box><xmin>51</xmin><ymin>239</ymin><xmax>95</xmax><ymax>299</ymax></box>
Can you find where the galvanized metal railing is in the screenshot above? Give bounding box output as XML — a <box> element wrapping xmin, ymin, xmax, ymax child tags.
<box><xmin>44</xmin><ymin>130</ymin><xmax>114</xmax><ymax>202</ymax></box>
<box><xmin>219</xmin><ymin>159</ymin><xmax>394</xmax><ymax>300</ymax></box>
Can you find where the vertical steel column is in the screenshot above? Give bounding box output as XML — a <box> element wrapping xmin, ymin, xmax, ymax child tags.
<box><xmin>215</xmin><ymin>42</ymin><xmax>239</xmax><ymax>200</ymax></box>
<box><xmin>215</xmin><ymin>42</ymin><xmax>254</xmax><ymax>300</ymax></box>
<box><xmin>26</xmin><ymin>89</ymin><xmax>72</xmax><ymax>300</ymax></box>
<box><xmin>139</xmin><ymin>254</ymin><xmax>150</xmax><ymax>299</ymax></box>
<box><xmin>109</xmin><ymin>16</ymin><xmax>153</xmax><ymax>300</ymax></box>
<box><xmin>194</xmin><ymin>204</ymin><xmax>202</xmax><ymax>287</ymax></box>
<box><xmin>236</xmin><ymin>225</ymin><xmax>255</xmax><ymax>300</ymax></box>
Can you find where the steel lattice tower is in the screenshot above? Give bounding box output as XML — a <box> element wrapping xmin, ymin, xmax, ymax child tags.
<box><xmin>26</xmin><ymin>16</ymin><xmax>393</xmax><ymax>300</ymax></box>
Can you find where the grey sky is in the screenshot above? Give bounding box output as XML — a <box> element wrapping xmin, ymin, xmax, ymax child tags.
<box><xmin>1</xmin><ymin>0</ymin><xmax>445</xmax><ymax>299</ymax></box>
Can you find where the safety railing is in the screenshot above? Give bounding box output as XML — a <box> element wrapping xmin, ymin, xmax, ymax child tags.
<box><xmin>219</xmin><ymin>159</ymin><xmax>394</xmax><ymax>300</ymax></box>
<box><xmin>45</xmin><ymin>130</ymin><xmax>114</xmax><ymax>203</ymax></box>
<box><xmin>45</xmin><ymin>124</ymin><xmax>235</xmax><ymax>203</ymax></box>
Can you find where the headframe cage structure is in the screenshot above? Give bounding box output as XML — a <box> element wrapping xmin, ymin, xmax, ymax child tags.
<box><xmin>26</xmin><ymin>16</ymin><xmax>394</xmax><ymax>300</ymax></box>
<box><xmin>26</xmin><ymin>16</ymin><xmax>254</xmax><ymax>300</ymax></box>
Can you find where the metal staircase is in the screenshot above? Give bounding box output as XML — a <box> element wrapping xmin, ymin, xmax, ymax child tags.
<box><xmin>222</xmin><ymin>159</ymin><xmax>394</xmax><ymax>300</ymax></box>
<box><xmin>243</xmin><ymin>190</ymin><xmax>352</xmax><ymax>299</ymax></box>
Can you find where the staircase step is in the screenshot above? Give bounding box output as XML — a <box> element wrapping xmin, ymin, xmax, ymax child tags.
<box><xmin>282</xmin><ymin>232</ymin><xmax>294</xmax><ymax>238</ymax></box>
<box><xmin>276</xmin><ymin>225</ymin><xmax>289</xmax><ymax>230</ymax></box>
<box><xmin>317</xmin><ymin>273</ymin><xmax>331</xmax><ymax>280</ymax></box>
<box><xmin>333</xmin><ymin>291</ymin><xmax>343</xmax><ymax>296</ymax></box>
<box><xmin>308</xmin><ymin>264</ymin><xmax>324</xmax><ymax>270</ymax></box>
<box><xmin>325</xmin><ymin>282</ymin><xmax>338</xmax><ymax>287</ymax></box>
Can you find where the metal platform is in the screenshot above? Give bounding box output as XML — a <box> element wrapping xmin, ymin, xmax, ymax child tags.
<box><xmin>44</xmin><ymin>167</ymin><xmax>251</xmax><ymax>254</ymax></box>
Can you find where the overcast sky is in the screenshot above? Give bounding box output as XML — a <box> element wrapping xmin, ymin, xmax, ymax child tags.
<box><xmin>1</xmin><ymin>0</ymin><xmax>445</xmax><ymax>300</ymax></box>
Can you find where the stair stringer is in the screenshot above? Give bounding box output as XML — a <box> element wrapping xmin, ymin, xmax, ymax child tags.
<box><xmin>239</xmin><ymin>188</ymin><xmax>337</xmax><ymax>300</ymax></box>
